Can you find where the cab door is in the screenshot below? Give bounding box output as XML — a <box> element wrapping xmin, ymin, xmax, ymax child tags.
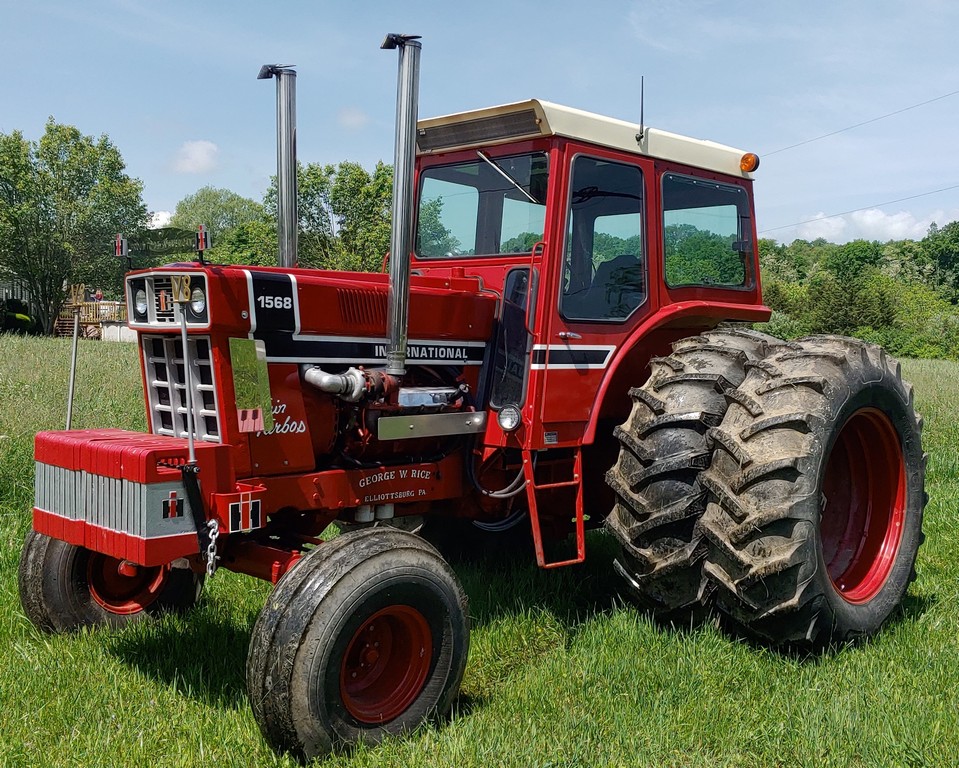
<box><xmin>532</xmin><ymin>146</ymin><xmax>656</xmax><ymax>446</ymax></box>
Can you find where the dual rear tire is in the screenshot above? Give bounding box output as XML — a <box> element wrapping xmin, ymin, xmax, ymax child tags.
<box><xmin>608</xmin><ymin>332</ymin><xmax>925</xmax><ymax>646</ymax></box>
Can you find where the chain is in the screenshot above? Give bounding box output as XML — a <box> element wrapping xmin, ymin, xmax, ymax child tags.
<box><xmin>205</xmin><ymin>519</ymin><xmax>219</xmax><ymax>577</ymax></box>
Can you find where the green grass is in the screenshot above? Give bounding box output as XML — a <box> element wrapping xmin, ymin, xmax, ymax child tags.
<box><xmin>1</xmin><ymin>337</ymin><xmax>958</xmax><ymax>767</ymax></box>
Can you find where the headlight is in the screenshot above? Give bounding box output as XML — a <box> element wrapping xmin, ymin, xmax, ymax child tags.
<box><xmin>189</xmin><ymin>286</ymin><xmax>206</xmax><ymax>316</ymax></box>
<box><xmin>134</xmin><ymin>288</ymin><xmax>148</xmax><ymax>316</ymax></box>
<box><xmin>497</xmin><ymin>404</ymin><xmax>522</xmax><ymax>432</ymax></box>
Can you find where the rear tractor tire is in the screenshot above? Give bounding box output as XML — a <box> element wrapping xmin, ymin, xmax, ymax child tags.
<box><xmin>699</xmin><ymin>336</ymin><xmax>925</xmax><ymax>646</ymax></box>
<box><xmin>18</xmin><ymin>529</ymin><xmax>203</xmax><ymax>633</ymax></box>
<box><xmin>246</xmin><ymin>527</ymin><xmax>469</xmax><ymax>761</ymax></box>
<box><xmin>605</xmin><ymin>327</ymin><xmax>781</xmax><ymax>623</ymax></box>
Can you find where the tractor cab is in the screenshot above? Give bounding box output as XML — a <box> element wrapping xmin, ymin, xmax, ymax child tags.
<box><xmin>410</xmin><ymin>100</ymin><xmax>769</xmax><ymax>450</ymax></box>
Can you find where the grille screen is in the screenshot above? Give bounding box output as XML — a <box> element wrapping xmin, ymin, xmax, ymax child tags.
<box><xmin>150</xmin><ymin>275</ymin><xmax>176</xmax><ymax>323</ymax></box>
<box><xmin>337</xmin><ymin>288</ymin><xmax>387</xmax><ymax>331</ymax></box>
<box><xmin>143</xmin><ymin>334</ymin><xmax>220</xmax><ymax>442</ymax></box>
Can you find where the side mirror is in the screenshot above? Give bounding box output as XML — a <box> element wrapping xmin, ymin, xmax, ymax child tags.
<box><xmin>229</xmin><ymin>337</ymin><xmax>275</xmax><ymax>433</ymax></box>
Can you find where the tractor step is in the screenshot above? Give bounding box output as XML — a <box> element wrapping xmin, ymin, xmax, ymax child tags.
<box><xmin>522</xmin><ymin>448</ymin><xmax>586</xmax><ymax>568</ymax></box>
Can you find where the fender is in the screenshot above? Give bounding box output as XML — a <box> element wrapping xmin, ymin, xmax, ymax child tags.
<box><xmin>581</xmin><ymin>299</ymin><xmax>771</xmax><ymax>444</ymax></box>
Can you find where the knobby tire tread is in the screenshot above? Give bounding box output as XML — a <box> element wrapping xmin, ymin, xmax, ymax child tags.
<box><xmin>605</xmin><ymin>327</ymin><xmax>782</xmax><ymax>623</ymax></box>
<box><xmin>699</xmin><ymin>335</ymin><xmax>926</xmax><ymax>647</ymax></box>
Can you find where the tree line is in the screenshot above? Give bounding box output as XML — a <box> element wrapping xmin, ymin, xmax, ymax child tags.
<box><xmin>4</xmin><ymin>120</ymin><xmax>959</xmax><ymax>359</ymax></box>
<box><xmin>758</xmin><ymin>223</ymin><xmax>959</xmax><ymax>359</ymax></box>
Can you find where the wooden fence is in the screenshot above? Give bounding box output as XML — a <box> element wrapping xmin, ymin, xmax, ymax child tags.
<box><xmin>55</xmin><ymin>301</ymin><xmax>126</xmax><ymax>339</ymax></box>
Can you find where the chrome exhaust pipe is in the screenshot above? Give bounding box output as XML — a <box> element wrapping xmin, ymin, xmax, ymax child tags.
<box><xmin>381</xmin><ymin>33</ymin><xmax>421</xmax><ymax>377</ymax></box>
<box><xmin>258</xmin><ymin>64</ymin><xmax>298</xmax><ymax>269</ymax></box>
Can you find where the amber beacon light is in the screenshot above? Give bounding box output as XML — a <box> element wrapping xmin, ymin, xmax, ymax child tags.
<box><xmin>740</xmin><ymin>152</ymin><xmax>761</xmax><ymax>172</ymax></box>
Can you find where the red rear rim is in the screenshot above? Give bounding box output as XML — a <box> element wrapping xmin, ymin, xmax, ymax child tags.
<box><xmin>340</xmin><ymin>605</ymin><xmax>433</xmax><ymax>724</ymax></box>
<box><xmin>87</xmin><ymin>555</ymin><xmax>169</xmax><ymax>615</ymax></box>
<box><xmin>820</xmin><ymin>408</ymin><xmax>906</xmax><ymax>604</ymax></box>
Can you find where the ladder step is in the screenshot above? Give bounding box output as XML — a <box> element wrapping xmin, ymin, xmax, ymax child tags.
<box><xmin>523</xmin><ymin>448</ymin><xmax>586</xmax><ymax>569</ymax></box>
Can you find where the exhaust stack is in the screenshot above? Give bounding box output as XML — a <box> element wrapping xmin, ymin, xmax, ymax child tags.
<box><xmin>258</xmin><ymin>64</ymin><xmax>298</xmax><ymax>269</ymax></box>
<box><xmin>381</xmin><ymin>33</ymin><xmax>422</xmax><ymax>377</ymax></box>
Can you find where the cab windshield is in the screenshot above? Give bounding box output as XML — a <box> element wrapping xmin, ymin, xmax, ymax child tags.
<box><xmin>416</xmin><ymin>152</ymin><xmax>549</xmax><ymax>258</ymax></box>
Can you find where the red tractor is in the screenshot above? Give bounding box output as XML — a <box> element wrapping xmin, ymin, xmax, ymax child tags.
<box><xmin>18</xmin><ymin>35</ymin><xmax>925</xmax><ymax>760</ymax></box>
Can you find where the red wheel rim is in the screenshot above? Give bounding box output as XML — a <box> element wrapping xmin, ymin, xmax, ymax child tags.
<box><xmin>340</xmin><ymin>605</ymin><xmax>433</xmax><ymax>724</ymax></box>
<box><xmin>87</xmin><ymin>554</ymin><xmax>169</xmax><ymax>615</ymax></box>
<box><xmin>820</xmin><ymin>408</ymin><xmax>906</xmax><ymax>604</ymax></box>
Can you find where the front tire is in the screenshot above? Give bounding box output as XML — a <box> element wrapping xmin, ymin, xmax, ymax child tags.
<box><xmin>699</xmin><ymin>336</ymin><xmax>925</xmax><ymax>646</ymax></box>
<box><xmin>246</xmin><ymin>528</ymin><xmax>469</xmax><ymax>761</ymax></box>
<box><xmin>17</xmin><ymin>529</ymin><xmax>203</xmax><ymax>633</ymax></box>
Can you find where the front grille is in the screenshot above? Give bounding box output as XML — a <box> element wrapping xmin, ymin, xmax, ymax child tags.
<box><xmin>151</xmin><ymin>275</ymin><xmax>176</xmax><ymax>323</ymax></box>
<box><xmin>142</xmin><ymin>334</ymin><xmax>220</xmax><ymax>442</ymax></box>
<box><xmin>126</xmin><ymin>273</ymin><xmax>207</xmax><ymax>327</ymax></box>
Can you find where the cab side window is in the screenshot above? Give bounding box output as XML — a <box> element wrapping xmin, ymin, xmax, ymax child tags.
<box><xmin>662</xmin><ymin>173</ymin><xmax>750</xmax><ymax>288</ymax></box>
<box><xmin>561</xmin><ymin>157</ymin><xmax>645</xmax><ymax>322</ymax></box>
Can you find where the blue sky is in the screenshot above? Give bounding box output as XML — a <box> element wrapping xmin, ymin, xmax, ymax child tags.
<box><xmin>3</xmin><ymin>0</ymin><xmax>959</xmax><ymax>244</ymax></box>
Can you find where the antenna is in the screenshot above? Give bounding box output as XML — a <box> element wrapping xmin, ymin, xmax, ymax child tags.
<box><xmin>636</xmin><ymin>76</ymin><xmax>645</xmax><ymax>143</ymax></box>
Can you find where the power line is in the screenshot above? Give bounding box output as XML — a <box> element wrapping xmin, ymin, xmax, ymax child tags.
<box><xmin>758</xmin><ymin>183</ymin><xmax>959</xmax><ymax>234</ymax></box>
<box><xmin>763</xmin><ymin>88</ymin><xmax>959</xmax><ymax>157</ymax></box>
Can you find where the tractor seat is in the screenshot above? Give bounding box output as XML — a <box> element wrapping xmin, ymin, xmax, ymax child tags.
<box><xmin>579</xmin><ymin>254</ymin><xmax>645</xmax><ymax>320</ymax></box>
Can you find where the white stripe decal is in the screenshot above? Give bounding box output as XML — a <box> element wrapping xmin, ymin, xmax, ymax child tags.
<box><xmin>531</xmin><ymin>344</ymin><xmax>615</xmax><ymax>370</ymax></box>
<box><xmin>244</xmin><ymin>269</ymin><xmax>256</xmax><ymax>334</ymax></box>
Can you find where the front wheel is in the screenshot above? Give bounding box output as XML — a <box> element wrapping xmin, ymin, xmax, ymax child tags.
<box><xmin>246</xmin><ymin>528</ymin><xmax>469</xmax><ymax>761</ymax></box>
<box><xmin>699</xmin><ymin>336</ymin><xmax>926</xmax><ymax>646</ymax></box>
<box><xmin>17</xmin><ymin>529</ymin><xmax>203</xmax><ymax>633</ymax></box>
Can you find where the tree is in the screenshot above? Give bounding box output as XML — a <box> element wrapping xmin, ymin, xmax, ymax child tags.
<box><xmin>0</xmin><ymin>120</ymin><xmax>147</xmax><ymax>332</ymax></box>
<box><xmin>664</xmin><ymin>224</ymin><xmax>744</xmax><ymax>286</ymax></box>
<box><xmin>169</xmin><ymin>186</ymin><xmax>265</xmax><ymax>246</ymax></box>
<box><xmin>329</xmin><ymin>161</ymin><xmax>393</xmax><ymax>272</ymax></box>
<box><xmin>264</xmin><ymin>162</ymin><xmax>338</xmax><ymax>268</ymax></box>
<box><xmin>213</xmin><ymin>219</ymin><xmax>278</xmax><ymax>267</ymax></box>
<box><xmin>921</xmin><ymin>221</ymin><xmax>959</xmax><ymax>301</ymax></box>
<box><xmin>417</xmin><ymin>198</ymin><xmax>461</xmax><ymax>257</ymax></box>
<box><xmin>266</xmin><ymin>161</ymin><xmax>393</xmax><ymax>271</ymax></box>
<box><xmin>499</xmin><ymin>231</ymin><xmax>541</xmax><ymax>254</ymax></box>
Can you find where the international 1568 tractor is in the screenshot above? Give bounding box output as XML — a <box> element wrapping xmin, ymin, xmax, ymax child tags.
<box><xmin>18</xmin><ymin>35</ymin><xmax>925</xmax><ymax>761</ymax></box>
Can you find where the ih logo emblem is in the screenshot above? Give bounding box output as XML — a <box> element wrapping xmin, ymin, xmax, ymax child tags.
<box><xmin>162</xmin><ymin>490</ymin><xmax>181</xmax><ymax>519</ymax></box>
<box><xmin>230</xmin><ymin>495</ymin><xmax>263</xmax><ymax>532</ymax></box>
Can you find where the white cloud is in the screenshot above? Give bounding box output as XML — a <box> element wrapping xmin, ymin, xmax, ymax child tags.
<box><xmin>173</xmin><ymin>140</ymin><xmax>219</xmax><ymax>174</ymax></box>
<box><xmin>793</xmin><ymin>207</ymin><xmax>959</xmax><ymax>243</ymax></box>
<box><xmin>848</xmin><ymin>209</ymin><xmax>931</xmax><ymax>241</ymax></box>
<box><xmin>149</xmin><ymin>210</ymin><xmax>172</xmax><ymax>228</ymax></box>
<box><xmin>796</xmin><ymin>213</ymin><xmax>847</xmax><ymax>242</ymax></box>
<box><xmin>337</xmin><ymin>107</ymin><xmax>370</xmax><ymax>130</ymax></box>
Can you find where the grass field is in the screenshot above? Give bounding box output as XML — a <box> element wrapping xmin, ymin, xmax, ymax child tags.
<box><xmin>1</xmin><ymin>335</ymin><xmax>958</xmax><ymax>767</ymax></box>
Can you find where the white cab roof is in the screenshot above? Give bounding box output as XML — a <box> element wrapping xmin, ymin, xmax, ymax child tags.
<box><xmin>417</xmin><ymin>99</ymin><xmax>754</xmax><ymax>178</ymax></box>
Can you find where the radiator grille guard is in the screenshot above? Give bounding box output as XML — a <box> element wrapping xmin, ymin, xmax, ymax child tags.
<box><xmin>142</xmin><ymin>334</ymin><xmax>221</xmax><ymax>442</ymax></box>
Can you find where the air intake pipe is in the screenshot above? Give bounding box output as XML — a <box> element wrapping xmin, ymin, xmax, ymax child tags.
<box><xmin>381</xmin><ymin>33</ymin><xmax>422</xmax><ymax>377</ymax></box>
<box><xmin>258</xmin><ymin>64</ymin><xmax>298</xmax><ymax>269</ymax></box>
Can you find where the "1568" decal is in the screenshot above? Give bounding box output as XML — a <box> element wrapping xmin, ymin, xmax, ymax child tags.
<box><xmin>256</xmin><ymin>295</ymin><xmax>293</xmax><ymax>310</ymax></box>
